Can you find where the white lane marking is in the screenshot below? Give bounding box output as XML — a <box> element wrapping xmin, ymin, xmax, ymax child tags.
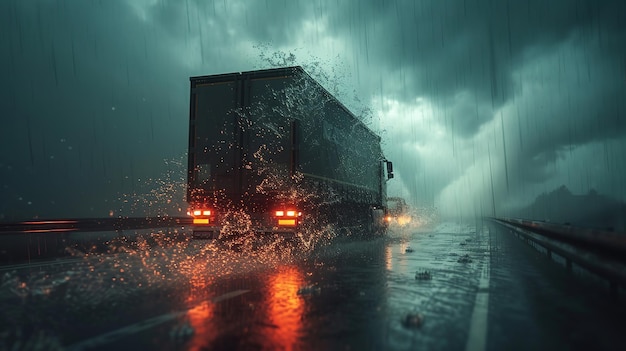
<box><xmin>465</xmin><ymin>230</ymin><xmax>491</xmax><ymax>351</ymax></box>
<box><xmin>66</xmin><ymin>289</ymin><xmax>250</xmax><ymax>351</ymax></box>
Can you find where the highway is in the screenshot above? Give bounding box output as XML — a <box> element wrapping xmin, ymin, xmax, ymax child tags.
<box><xmin>1</xmin><ymin>221</ymin><xmax>624</xmax><ymax>350</ymax></box>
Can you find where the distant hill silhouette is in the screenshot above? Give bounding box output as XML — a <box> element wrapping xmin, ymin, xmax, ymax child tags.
<box><xmin>515</xmin><ymin>185</ymin><xmax>625</xmax><ymax>232</ymax></box>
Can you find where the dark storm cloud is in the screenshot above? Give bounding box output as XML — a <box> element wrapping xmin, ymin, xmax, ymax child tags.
<box><xmin>324</xmin><ymin>0</ymin><xmax>626</xmax><ymax>137</ymax></box>
<box><xmin>1</xmin><ymin>0</ymin><xmax>625</xmax><ymax>220</ymax></box>
<box><xmin>299</xmin><ymin>0</ymin><xmax>626</xmax><ymax>213</ymax></box>
<box><xmin>513</xmin><ymin>60</ymin><xmax>626</xmax><ymax>185</ymax></box>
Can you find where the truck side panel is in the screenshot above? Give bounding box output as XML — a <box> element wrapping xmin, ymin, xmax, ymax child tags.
<box><xmin>297</xmin><ymin>91</ymin><xmax>383</xmax><ymax>205</ymax></box>
<box><xmin>245</xmin><ymin>75</ymin><xmax>295</xmax><ymax>201</ymax></box>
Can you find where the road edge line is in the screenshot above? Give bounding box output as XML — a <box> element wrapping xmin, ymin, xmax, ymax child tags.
<box><xmin>465</xmin><ymin>228</ymin><xmax>491</xmax><ymax>351</ymax></box>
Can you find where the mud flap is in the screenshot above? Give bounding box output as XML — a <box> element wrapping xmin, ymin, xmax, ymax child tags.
<box><xmin>192</xmin><ymin>230</ymin><xmax>219</xmax><ymax>239</ymax></box>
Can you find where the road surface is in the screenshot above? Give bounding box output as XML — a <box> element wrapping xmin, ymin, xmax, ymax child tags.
<box><xmin>0</xmin><ymin>221</ymin><xmax>624</xmax><ymax>350</ymax></box>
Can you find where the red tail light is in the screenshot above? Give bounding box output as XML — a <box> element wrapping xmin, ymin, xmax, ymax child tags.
<box><xmin>274</xmin><ymin>209</ymin><xmax>301</xmax><ymax>218</ymax></box>
<box><xmin>274</xmin><ymin>208</ymin><xmax>301</xmax><ymax>226</ymax></box>
<box><xmin>189</xmin><ymin>207</ymin><xmax>214</xmax><ymax>225</ymax></box>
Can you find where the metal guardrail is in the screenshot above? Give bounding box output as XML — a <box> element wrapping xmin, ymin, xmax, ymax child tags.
<box><xmin>0</xmin><ymin>217</ymin><xmax>193</xmax><ymax>264</ymax></box>
<box><xmin>489</xmin><ymin>217</ymin><xmax>626</xmax><ymax>299</ymax></box>
<box><xmin>0</xmin><ymin>217</ymin><xmax>192</xmax><ymax>234</ymax></box>
<box><xmin>495</xmin><ymin>217</ymin><xmax>626</xmax><ymax>254</ymax></box>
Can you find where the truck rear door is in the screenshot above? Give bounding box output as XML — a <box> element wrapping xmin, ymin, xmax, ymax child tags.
<box><xmin>189</xmin><ymin>79</ymin><xmax>240</xmax><ymax>202</ymax></box>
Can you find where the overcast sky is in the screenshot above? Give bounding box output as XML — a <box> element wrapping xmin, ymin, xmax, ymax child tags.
<box><xmin>1</xmin><ymin>0</ymin><xmax>625</xmax><ymax>220</ymax></box>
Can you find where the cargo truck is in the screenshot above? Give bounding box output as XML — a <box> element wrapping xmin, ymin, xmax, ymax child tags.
<box><xmin>186</xmin><ymin>66</ymin><xmax>393</xmax><ymax>240</ymax></box>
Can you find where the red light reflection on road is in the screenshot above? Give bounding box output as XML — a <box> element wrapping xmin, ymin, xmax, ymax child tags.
<box><xmin>264</xmin><ymin>265</ymin><xmax>305</xmax><ymax>350</ymax></box>
<box><xmin>182</xmin><ymin>260</ymin><xmax>217</xmax><ymax>350</ymax></box>
<box><xmin>180</xmin><ymin>262</ymin><xmax>306</xmax><ymax>350</ymax></box>
<box><xmin>186</xmin><ymin>300</ymin><xmax>215</xmax><ymax>350</ymax></box>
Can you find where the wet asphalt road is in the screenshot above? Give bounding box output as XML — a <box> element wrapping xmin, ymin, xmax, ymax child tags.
<box><xmin>1</xmin><ymin>221</ymin><xmax>624</xmax><ymax>350</ymax></box>
<box><xmin>486</xmin><ymin>222</ymin><xmax>626</xmax><ymax>351</ymax></box>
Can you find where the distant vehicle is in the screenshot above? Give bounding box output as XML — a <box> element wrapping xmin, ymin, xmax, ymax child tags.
<box><xmin>186</xmin><ymin>66</ymin><xmax>393</xmax><ymax>240</ymax></box>
<box><xmin>387</xmin><ymin>197</ymin><xmax>412</xmax><ymax>226</ymax></box>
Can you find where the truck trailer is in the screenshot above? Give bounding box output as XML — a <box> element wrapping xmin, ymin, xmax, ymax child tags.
<box><xmin>186</xmin><ymin>66</ymin><xmax>393</xmax><ymax>241</ymax></box>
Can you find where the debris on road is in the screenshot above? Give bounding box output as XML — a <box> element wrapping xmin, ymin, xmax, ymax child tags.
<box><xmin>457</xmin><ymin>254</ymin><xmax>472</xmax><ymax>263</ymax></box>
<box><xmin>402</xmin><ymin>312</ymin><xmax>424</xmax><ymax>328</ymax></box>
<box><xmin>415</xmin><ymin>270</ymin><xmax>432</xmax><ymax>280</ymax></box>
<box><xmin>405</xmin><ymin>247</ymin><xmax>414</xmax><ymax>253</ymax></box>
